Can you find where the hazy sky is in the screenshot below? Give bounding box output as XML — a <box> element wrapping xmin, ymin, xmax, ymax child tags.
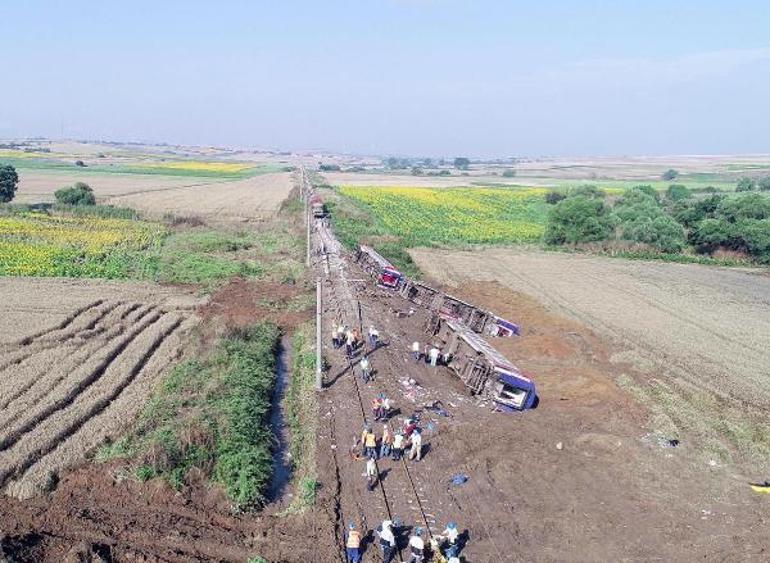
<box><xmin>2</xmin><ymin>0</ymin><xmax>769</xmax><ymax>157</ymax></box>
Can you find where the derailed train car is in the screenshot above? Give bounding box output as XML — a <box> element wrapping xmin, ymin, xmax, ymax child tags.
<box><xmin>429</xmin><ymin>318</ymin><xmax>537</xmax><ymax>411</ymax></box>
<box><xmin>400</xmin><ymin>279</ymin><xmax>520</xmax><ymax>338</ymax></box>
<box><xmin>355</xmin><ymin>245</ymin><xmax>403</xmax><ymax>289</ymax></box>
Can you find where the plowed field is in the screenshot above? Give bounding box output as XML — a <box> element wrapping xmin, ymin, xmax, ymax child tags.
<box><xmin>0</xmin><ymin>278</ymin><xmax>201</xmax><ymax>500</ymax></box>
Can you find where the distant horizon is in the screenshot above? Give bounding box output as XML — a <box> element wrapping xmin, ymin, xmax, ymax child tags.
<box><xmin>5</xmin><ymin>135</ymin><xmax>770</xmax><ymax>164</ymax></box>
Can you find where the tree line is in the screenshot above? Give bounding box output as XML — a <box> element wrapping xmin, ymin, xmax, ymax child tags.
<box><xmin>544</xmin><ymin>182</ymin><xmax>770</xmax><ymax>263</ymax></box>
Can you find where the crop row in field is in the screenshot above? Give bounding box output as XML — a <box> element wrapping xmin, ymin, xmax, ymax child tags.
<box><xmin>338</xmin><ymin>185</ymin><xmax>549</xmax><ymax>245</ymax></box>
<box><xmin>0</xmin><ymin>292</ymin><xmax>198</xmax><ymax>500</ymax></box>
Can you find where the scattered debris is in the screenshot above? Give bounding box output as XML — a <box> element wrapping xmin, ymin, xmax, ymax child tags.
<box><xmin>749</xmin><ymin>481</ymin><xmax>770</xmax><ymax>494</ymax></box>
<box><xmin>641</xmin><ymin>433</ymin><xmax>681</xmax><ymax>449</ymax></box>
<box><xmin>556</xmin><ymin>442</ymin><xmax>564</xmax><ymax>450</ymax></box>
<box><xmin>425</xmin><ymin>400</ymin><xmax>451</xmax><ymax>418</ymax></box>
<box><xmin>448</xmin><ymin>473</ymin><xmax>469</xmax><ymax>487</ymax></box>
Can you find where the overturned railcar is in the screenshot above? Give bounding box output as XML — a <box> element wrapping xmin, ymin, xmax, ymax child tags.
<box><xmin>430</xmin><ymin>318</ymin><xmax>536</xmax><ymax>411</ymax></box>
<box><xmin>356</xmin><ymin>245</ymin><xmax>403</xmax><ymax>289</ymax></box>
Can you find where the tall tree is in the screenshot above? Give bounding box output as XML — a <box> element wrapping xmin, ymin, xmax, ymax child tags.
<box><xmin>453</xmin><ymin>157</ymin><xmax>470</xmax><ymax>170</ymax></box>
<box><xmin>0</xmin><ymin>165</ymin><xmax>19</xmax><ymax>203</ymax></box>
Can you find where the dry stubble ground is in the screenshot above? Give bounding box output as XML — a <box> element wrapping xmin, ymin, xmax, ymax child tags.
<box><xmin>13</xmin><ymin>170</ymin><xmax>229</xmax><ymax>204</ymax></box>
<box><xmin>411</xmin><ymin>248</ymin><xmax>770</xmax><ymax>466</ymax></box>
<box><xmin>107</xmin><ymin>172</ymin><xmax>294</xmax><ymax>220</ymax></box>
<box><xmin>0</xmin><ymin>278</ymin><xmax>202</xmax><ymax>500</ymax></box>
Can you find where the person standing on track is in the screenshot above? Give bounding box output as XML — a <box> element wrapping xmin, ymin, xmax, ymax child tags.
<box><xmin>412</xmin><ymin>340</ymin><xmax>421</xmax><ymax>362</ymax></box>
<box><xmin>365</xmin><ymin>456</ymin><xmax>378</xmax><ymax>491</ymax></box>
<box><xmin>408</xmin><ymin>527</ymin><xmax>425</xmax><ymax>563</ymax></box>
<box><xmin>368</xmin><ymin>325</ymin><xmax>380</xmax><ymax>350</ymax></box>
<box><xmin>371</xmin><ymin>394</ymin><xmax>383</xmax><ymax>420</ymax></box>
<box><xmin>429</xmin><ymin>346</ymin><xmax>440</xmax><ymax>367</ymax></box>
<box><xmin>380</xmin><ymin>422</ymin><xmax>392</xmax><ymax>459</ymax></box>
<box><xmin>376</xmin><ymin>519</ymin><xmax>397</xmax><ymax>563</ymax></box>
<box><xmin>391</xmin><ymin>431</ymin><xmax>405</xmax><ymax>461</ymax></box>
<box><xmin>360</xmin><ymin>355</ymin><xmax>372</xmax><ymax>383</ymax></box>
<box><xmin>345</xmin><ymin>522</ymin><xmax>362</xmax><ymax>563</ymax></box>
<box><xmin>409</xmin><ymin>428</ymin><xmax>423</xmax><ymax>462</ymax></box>
<box><xmin>345</xmin><ymin>329</ymin><xmax>355</xmax><ymax>359</ymax></box>
<box><xmin>439</xmin><ymin>521</ymin><xmax>460</xmax><ymax>558</ymax></box>
<box><xmin>361</xmin><ymin>424</ymin><xmax>378</xmax><ymax>459</ymax></box>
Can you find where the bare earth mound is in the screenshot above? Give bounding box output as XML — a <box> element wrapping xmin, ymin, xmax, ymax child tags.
<box><xmin>106</xmin><ymin>172</ymin><xmax>293</xmax><ymax>219</ymax></box>
<box><xmin>0</xmin><ymin>278</ymin><xmax>202</xmax><ymax>500</ymax></box>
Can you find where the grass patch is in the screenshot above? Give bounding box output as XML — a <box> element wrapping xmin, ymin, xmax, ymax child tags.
<box><xmin>616</xmin><ymin>372</ymin><xmax>770</xmax><ymax>465</ymax></box>
<box><xmin>99</xmin><ymin>323</ymin><xmax>280</xmax><ymax>509</ymax></box>
<box><xmin>282</xmin><ymin>323</ymin><xmax>319</xmax><ymax>514</ymax></box>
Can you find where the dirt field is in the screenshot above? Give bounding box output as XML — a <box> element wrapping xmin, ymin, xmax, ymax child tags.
<box><xmin>13</xmin><ymin>170</ymin><xmax>227</xmax><ymax>204</ymax></box>
<box><xmin>107</xmin><ymin>172</ymin><xmax>294</xmax><ymax>220</ymax></box>
<box><xmin>0</xmin><ymin>278</ymin><xmax>201</xmax><ymax>500</ymax></box>
<box><xmin>411</xmin><ymin>248</ymin><xmax>770</xmax><ymax>464</ymax></box>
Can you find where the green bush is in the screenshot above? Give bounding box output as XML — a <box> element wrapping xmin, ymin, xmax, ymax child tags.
<box><xmin>544</xmin><ymin>196</ymin><xmax>612</xmax><ymax>245</ymax></box>
<box><xmin>502</xmin><ymin>169</ymin><xmax>516</xmax><ymax>178</ymax></box>
<box><xmin>736</xmin><ymin>177</ymin><xmax>756</xmax><ymax>192</ymax></box>
<box><xmin>717</xmin><ymin>193</ymin><xmax>770</xmax><ymax>223</ymax></box>
<box><xmin>759</xmin><ymin>177</ymin><xmax>770</xmax><ymax>191</ymax></box>
<box><xmin>568</xmin><ymin>184</ymin><xmax>605</xmax><ymax>199</ymax></box>
<box><xmin>545</xmin><ymin>191</ymin><xmax>566</xmax><ymax>205</ymax></box>
<box><xmin>739</xmin><ymin>219</ymin><xmax>770</xmax><ymax>260</ymax></box>
<box><xmin>666</xmin><ymin>184</ymin><xmax>691</xmax><ymax>201</ymax></box>
<box><xmin>689</xmin><ymin>218</ymin><xmax>733</xmax><ymax>253</ymax></box>
<box><xmin>623</xmin><ymin>214</ymin><xmax>686</xmax><ymax>253</ymax></box>
<box><xmin>55</xmin><ymin>182</ymin><xmax>95</xmax><ymax>205</ymax></box>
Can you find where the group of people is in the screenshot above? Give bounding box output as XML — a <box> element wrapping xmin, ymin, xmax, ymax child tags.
<box><xmin>411</xmin><ymin>341</ymin><xmax>452</xmax><ymax>368</ymax></box>
<box><xmin>332</xmin><ymin>324</ymin><xmax>381</xmax><ymax>359</ymax></box>
<box><xmin>334</xmin><ymin>321</ymin><xmax>465</xmax><ymax>561</ymax></box>
<box><xmin>359</xmin><ymin>416</ymin><xmax>423</xmax><ymax>493</ymax></box>
<box><xmin>345</xmin><ymin>520</ymin><xmax>463</xmax><ymax>563</ymax></box>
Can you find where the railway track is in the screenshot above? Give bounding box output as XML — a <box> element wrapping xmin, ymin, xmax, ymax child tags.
<box><xmin>305</xmin><ymin>169</ymin><xmax>509</xmax><ymax>562</ymax></box>
<box><xmin>305</xmin><ymin>171</ymin><xmax>435</xmax><ymax>561</ymax></box>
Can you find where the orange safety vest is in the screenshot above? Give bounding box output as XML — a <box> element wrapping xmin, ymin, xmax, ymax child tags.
<box><xmin>347</xmin><ymin>530</ymin><xmax>361</xmax><ymax>548</ymax></box>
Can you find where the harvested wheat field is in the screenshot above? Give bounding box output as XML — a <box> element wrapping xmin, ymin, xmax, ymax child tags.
<box><xmin>412</xmin><ymin>248</ymin><xmax>770</xmax><ymax>465</ymax></box>
<box><xmin>13</xmin><ymin>170</ymin><xmax>227</xmax><ymax>204</ymax></box>
<box><xmin>0</xmin><ymin>278</ymin><xmax>202</xmax><ymax>500</ymax></box>
<box><xmin>107</xmin><ymin>172</ymin><xmax>294</xmax><ymax>219</ymax></box>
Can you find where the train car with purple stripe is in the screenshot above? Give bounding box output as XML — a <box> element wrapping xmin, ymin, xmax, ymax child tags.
<box><xmin>492</xmin><ymin>367</ymin><xmax>537</xmax><ymax>411</ymax></box>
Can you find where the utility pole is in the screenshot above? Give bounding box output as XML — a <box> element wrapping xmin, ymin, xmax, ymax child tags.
<box><xmin>316</xmin><ymin>277</ymin><xmax>323</xmax><ymax>390</ymax></box>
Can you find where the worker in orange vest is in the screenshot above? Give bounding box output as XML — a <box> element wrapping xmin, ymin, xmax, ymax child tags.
<box><xmin>345</xmin><ymin>522</ymin><xmax>362</xmax><ymax>563</ymax></box>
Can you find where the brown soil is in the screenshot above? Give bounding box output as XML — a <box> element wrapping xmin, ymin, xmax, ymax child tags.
<box><xmin>198</xmin><ymin>277</ymin><xmax>313</xmax><ymax>331</ymax></box>
<box><xmin>0</xmin><ymin>462</ymin><xmax>334</xmax><ymax>563</ymax></box>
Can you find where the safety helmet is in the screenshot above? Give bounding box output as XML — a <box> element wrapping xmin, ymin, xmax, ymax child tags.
<box><xmin>349</xmin><ymin>522</ymin><xmax>355</xmax><ymax>530</ymax></box>
<box><xmin>414</xmin><ymin>527</ymin><xmax>422</xmax><ymax>536</ymax></box>
<box><xmin>448</xmin><ymin>521</ymin><xmax>456</xmax><ymax>529</ymax></box>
